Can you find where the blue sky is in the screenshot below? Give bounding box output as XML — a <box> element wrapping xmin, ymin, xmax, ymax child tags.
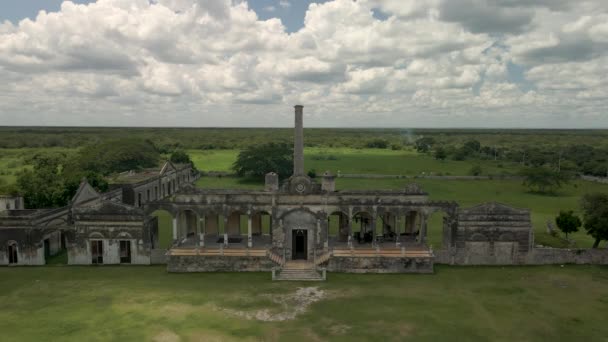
<box><xmin>0</xmin><ymin>0</ymin><xmax>606</xmax><ymax>128</ymax></box>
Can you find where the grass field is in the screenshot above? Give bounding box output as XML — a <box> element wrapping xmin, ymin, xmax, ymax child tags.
<box><xmin>188</xmin><ymin>148</ymin><xmax>523</xmax><ymax>176</ymax></box>
<box><xmin>1</xmin><ymin>265</ymin><xmax>607</xmax><ymax>341</ymax></box>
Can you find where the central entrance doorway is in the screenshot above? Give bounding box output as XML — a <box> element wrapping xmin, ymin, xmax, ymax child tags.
<box><xmin>292</xmin><ymin>229</ymin><xmax>308</xmax><ymax>260</ymax></box>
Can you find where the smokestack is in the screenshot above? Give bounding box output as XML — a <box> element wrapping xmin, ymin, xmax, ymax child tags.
<box><xmin>294</xmin><ymin>105</ymin><xmax>304</xmax><ymax>176</ymax></box>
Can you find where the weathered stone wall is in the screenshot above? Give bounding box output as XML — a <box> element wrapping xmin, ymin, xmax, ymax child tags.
<box><xmin>150</xmin><ymin>248</ymin><xmax>168</xmax><ymax>264</ymax></box>
<box><xmin>327</xmin><ymin>256</ymin><xmax>433</xmax><ymax>273</ymax></box>
<box><xmin>167</xmin><ymin>255</ymin><xmax>275</xmax><ymax>272</ymax></box>
<box><xmin>435</xmin><ymin>247</ymin><xmax>608</xmax><ymax>265</ymax></box>
<box><xmin>0</xmin><ymin>227</ymin><xmax>49</xmax><ymax>266</ymax></box>
<box><xmin>68</xmin><ymin>238</ymin><xmax>150</xmax><ymax>265</ymax></box>
<box><xmin>527</xmin><ymin>248</ymin><xmax>608</xmax><ymax>265</ymax></box>
<box><xmin>453</xmin><ymin>202</ymin><xmax>532</xmax><ymax>252</ymax></box>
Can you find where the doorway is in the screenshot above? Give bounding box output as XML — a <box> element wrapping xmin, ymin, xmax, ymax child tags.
<box><xmin>7</xmin><ymin>243</ymin><xmax>18</xmax><ymax>265</ymax></box>
<box><xmin>44</xmin><ymin>239</ymin><xmax>50</xmax><ymax>259</ymax></box>
<box><xmin>119</xmin><ymin>240</ymin><xmax>131</xmax><ymax>264</ymax></box>
<box><xmin>292</xmin><ymin>229</ymin><xmax>308</xmax><ymax>260</ymax></box>
<box><xmin>91</xmin><ymin>240</ymin><xmax>103</xmax><ymax>265</ymax></box>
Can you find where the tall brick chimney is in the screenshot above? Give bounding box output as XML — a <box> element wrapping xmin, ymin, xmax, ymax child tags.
<box><xmin>293</xmin><ymin>105</ymin><xmax>304</xmax><ymax>176</ymax></box>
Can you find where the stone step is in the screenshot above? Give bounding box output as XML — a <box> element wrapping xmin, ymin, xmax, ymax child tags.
<box><xmin>275</xmin><ymin>269</ymin><xmax>324</xmax><ymax>281</ymax></box>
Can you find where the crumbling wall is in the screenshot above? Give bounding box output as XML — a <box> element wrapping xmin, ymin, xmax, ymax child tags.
<box><xmin>327</xmin><ymin>256</ymin><xmax>433</xmax><ymax>273</ymax></box>
<box><xmin>167</xmin><ymin>255</ymin><xmax>274</xmax><ymax>272</ymax></box>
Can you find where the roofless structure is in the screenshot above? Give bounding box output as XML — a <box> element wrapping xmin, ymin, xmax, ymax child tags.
<box><xmin>7</xmin><ymin>105</ymin><xmax>602</xmax><ymax>281</ymax></box>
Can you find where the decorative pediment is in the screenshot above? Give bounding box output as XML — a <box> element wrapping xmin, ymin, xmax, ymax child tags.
<box><xmin>159</xmin><ymin>161</ymin><xmax>177</xmax><ymax>175</ymax></box>
<box><xmin>71</xmin><ymin>179</ymin><xmax>100</xmax><ymax>206</ymax></box>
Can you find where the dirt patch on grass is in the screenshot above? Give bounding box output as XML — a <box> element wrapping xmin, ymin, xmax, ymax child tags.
<box><xmin>329</xmin><ymin>324</ymin><xmax>352</xmax><ymax>335</ymax></box>
<box><xmin>153</xmin><ymin>330</ymin><xmax>181</xmax><ymax>342</ymax></box>
<box><xmin>221</xmin><ymin>286</ymin><xmax>327</xmax><ymax>322</ymax></box>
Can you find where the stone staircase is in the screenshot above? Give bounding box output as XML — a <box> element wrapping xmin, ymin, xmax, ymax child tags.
<box><xmin>273</xmin><ymin>260</ymin><xmax>325</xmax><ymax>281</ymax></box>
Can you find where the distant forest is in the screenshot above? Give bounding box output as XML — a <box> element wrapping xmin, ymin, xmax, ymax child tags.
<box><xmin>1</xmin><ymin>126</ymin><xmax>608</xmax><ymax>150</ymax></box>
<box><xmin>1</xmin><ymin>127</ymin><xmax>607</xmax><ymax>178</ymax></box>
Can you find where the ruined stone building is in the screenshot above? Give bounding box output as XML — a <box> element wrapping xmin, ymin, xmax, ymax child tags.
<box><xmin>2</xmin><ymin>105</ymin><xmax>606</xmax><ymax>280</ymax></box>
<box><xmin>0</xmin><ymin>161</ymin><xmax>193</xmax><ymax>266</ymax></box>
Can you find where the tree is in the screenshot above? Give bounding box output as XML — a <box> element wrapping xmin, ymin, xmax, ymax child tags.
<box><xmin>170</xmin><ymin>150</ymin><xmax>192</xmax><ymax>164</ymax></box>
<box><xmin>581</xmin><ymin>193</ymin><xmax>608</xmax><ymax>248</ymax></box>
<box><xmin>555</xmin><ymin>210</ymin><xmax>582</xmax><ymax>239</ymax></box>
<box><xmin>463</xmin><ymin>139</ymin><xmax>481</xmax><ymax>154</ymax></box>
<box><xmin>415</xmin><ymin>137</ymin><xmax>435</xmax><ymax>153</ymax></box>
<box><xmin>365</xmin><ymin>139</ymin><xmax>389</xmax><ymax>149</ymax></box>
<box><xmin>16</xmin><ymin>152</ymin><xmax>109</xmax><ymax>209</ymax></box>
<box><xmin>520</xmin><ymin>166</ymin><xmax>570</xmax><ymax>194</ymax></box>
<box><xmin>232</xmin><ymin>143</ymin><xmax>293</xmax><ymax>179</ymax></box>
<box><xmin>434</xmin><ymin>147</ymin><xmax>447</xmax><ymax>161</ymax></box>
<box><xmin>76</xmin><ymin>139</ymin><xmax>160</xmax><ymax>175</ymax></box>
<box><xmin>469</xmin><ymin>165</ymin><xmax>483</xmax><ymax>176</ymax></box>
<box><xmin>16</xmin><ymin>153</ymin><xmax>68</xmax><ymax>208</ymax></box>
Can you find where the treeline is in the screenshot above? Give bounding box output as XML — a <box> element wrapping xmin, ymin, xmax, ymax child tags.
<box><xmin>3</xmin><ymin>139</ymin><xmax>192</xmax><ymax>209</ymax></box>
<box><xmin>1</xmin><ymin>127</ymin><xmax>607</xmax><ymax>151</ymax></box>
<box><xmin>418</xmin><ymin>137</ymin><xmax>608</xmax><ymax>177</ymax></box>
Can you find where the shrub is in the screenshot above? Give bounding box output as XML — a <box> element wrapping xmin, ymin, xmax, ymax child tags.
<box><xmin>469</xmin><ymin>165</ymin><xmax>483</xmax><ymax>176</ymax></box>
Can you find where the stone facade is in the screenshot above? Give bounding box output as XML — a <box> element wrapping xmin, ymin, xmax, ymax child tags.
<box><xmin>167</xmin><ymin>255</ymin><xmax>275</xmax><ymax>272</ymax></box>
<box><xmin>0</xmin><ymin>196</ymin><xmax>24</xmax><ymax>211</ymax></box>
<box><xmin>326</xmin><ymin>256</ymin><xmax>433</xmax><ymax>273</ymax></box>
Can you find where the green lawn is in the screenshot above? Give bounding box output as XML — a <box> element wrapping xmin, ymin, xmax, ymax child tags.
<box><xmin>188</xmin><ymin>148</ymin><xmax>523</xmax><ymax>176</ymax></box>
<box><xmin>0</xmin><ymin>266</ymin><xmax>607</xmax><ymax>341</ymax></box>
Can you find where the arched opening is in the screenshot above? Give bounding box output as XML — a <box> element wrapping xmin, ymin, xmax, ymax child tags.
<box><xmin>201</xmin><ymin>212</ymin><xmax>223</xmax><ymax>246</ymax></box>
<box><xmin>328</xmin><ymin>211</ymin><xmax>349</xmax><ymax>247</ymax></box>
<box><xmin>427</xmin><ymin>210</ymin><xmax>448</xmax><ymax>249</ymax></box>
<box><xmin>7</xmin><ymin>242</ymin><xmax>18</xmax><ymax>265</ymax></box>
<box><xmin>252</xmin><ymin>210</ymin><xmax>272</xmax><ymax>247</ymax></box>
<box><xmin>352</xmin><ymin>212</ymin><xmax>373</xmax><ymax>244</ymax></box>
<box><xmin>401</xmin><ymin>211</ymin><xmax>421</xmax><ymax>244</ymax></box>
<box><xmin>177</xmin><ymin>209</ymin><xmax>199</xmax><ymax>246</ymax></box>
<box><xmin>225</xmin><ymin>210</ymin><xmax>246</xmax><ymax>244</ymax></box>
<box><xmin>376</xmin><ymin>212</ymin><xmax>401</xmax><ymax>245</ymax></box>
<box><xmin>150</xmin><ymin>209</ymin><xmax>175</xmax><ymax>249</ymax></box>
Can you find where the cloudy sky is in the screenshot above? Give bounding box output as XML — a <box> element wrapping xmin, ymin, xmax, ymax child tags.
<box><xmin>0</xmin><ymin>0</ymin><xmax>607</xmax><ymax>128</ymax></box>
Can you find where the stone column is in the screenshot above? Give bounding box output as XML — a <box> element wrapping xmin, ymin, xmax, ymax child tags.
<box><xmin>200</xmin><ymin>216</ymin><xmax>205</xmax><ymax>248</ymax></box>
<box><xmin>396</xmin><ymin>215</ymin><xmax>401</xmax><ymax>246</ymax></box>
<box><xmin>420</xmin><ymin>212</ymin><xmax>428</xmax><ymax>244</ymax></box>
<box><xmin>316</xmin><ymin>219</ymin><xmax>321</xmax><ymax>249</ymax></box>
<box><xmin>293</xmin><ymin>105</ymin><xmax>304</xmax><ymax>176</ymax></box>
<box><xmin>172</xmin><ymin>217</ymin><xmax>177</xmax><ymax>240</ymax></box>
<box><xmin>196</xmin><ymin>215</ymin><xmax>201</xmax><ymax>248</ymax></box>
<box><xmin>348</xmin><ymin>207</ymin><xmax>353</xmax><ymax>247</ymax></box>
<box><xmin>247</xmin><ymin>214</ymin><xmax>252</xmax><ymax>248</ymax></box>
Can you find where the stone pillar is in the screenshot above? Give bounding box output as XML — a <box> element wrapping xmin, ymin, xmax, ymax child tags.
<box><xmin>200</xmin><ymin>216</ymin><xmax>205</xmax><ymax>248</ymax></box>
<box><xmin>396</xmin><ymin>215</ymin><xmax>401</xmax><ymax>246</ymax></box>
<box><xmin>172</xmin><ymin>217</ymin><xmax>177</xmax><ymax>240</ymax></box>
<box><xmin>348</xmin><ymin>207</ymin><xmax>353</xmax><ymax>245</ymax></box>
<box><xmin>265</xmin><ymin>172</ymin><xmax>279</xmax><ymax>192</ymax></box>
<box><xmin>293</xmin><ymin>105</ymin><xmax>304</xmax><ymax>176</ymax></box>
<box><xmin>420</xmin><ymin>213</ymin><xmax>428</xmax><ymax>244</ymax></box>
<box><xmin>247</xmin><ymin>214</ymin><xmax>252</xmax><ymax>248</ymax></box>
<box><xmin>316</xmin><ymin>219</ymin><xmax>321</xmax><ymax>249</ymax></box>
<box><xmin>196</xmin><ymin>215</ymin><xmax>201</xmax><ymax>247</ymax></box>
